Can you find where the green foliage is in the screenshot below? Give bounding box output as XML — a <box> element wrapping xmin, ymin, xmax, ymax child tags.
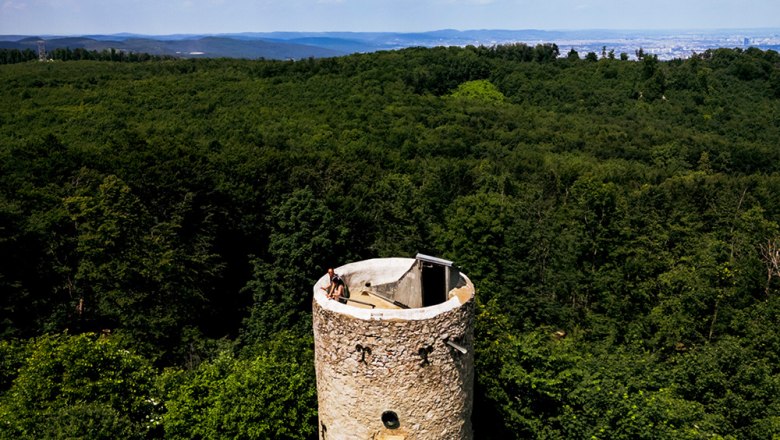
<box><xmin>0</xmin><ymin>49</ymin><xmax>38</xmax><ymax>64</ymax></box>
<box><xmin>672</xmin><ymin>337</ymin><xmax>780</xmax><ymax>438</ymax></box>
<box><xmin>0</xmin><ymin>333</ymin><xmax>159</xmax><ymax>439</ymax></box>
<box><xmin>0</xmin><ymin>339</ymin><xmax>27</xmax><ymax>393</ymax></box>
<box><xmin>0</xmin><ymin>48</ymin><xmax>172</xmax><ymax>65</ymax></box>
<box><xmin>241</xmin><ymin>187</ymin><xmax>348</xmax><ymax>342</ymax></box>
<box><xmin>61</xmin><ymin>172</ymin><xmax>224</xmax><ymax>362</ymax></box>
<box><xmin>1</xmin><ymin>45</ymin><xmax>780</xmax><ymax>439</ymax></box>
<box><xmin>450</xmin><ymin>79</ymin><xmax>506</xmax><ymax>102</ymax></box>
<box><xmin>162</xmin><ymin>331</ymin><xmax>317</xmax><ymax>439</ymax></box>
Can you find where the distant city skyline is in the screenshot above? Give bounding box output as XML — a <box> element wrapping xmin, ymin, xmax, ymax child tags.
<box><xmin>1</xmin><ymin>0</ymin><xmax>779</xmax><ymax>36</ymax></box>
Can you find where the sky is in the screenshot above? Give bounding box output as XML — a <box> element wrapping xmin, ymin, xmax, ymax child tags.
<box><xmin>1</xmin><ymin>0</ymin><xmax>779</xmax><ymax>36</ymax></box>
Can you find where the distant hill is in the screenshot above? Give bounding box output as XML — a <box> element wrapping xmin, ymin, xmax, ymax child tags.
<box><xmin>0</xmin><ymin>35</ymin><xmax>346</xmax><ymax>60</ymax></box>
<box><xmin>2</xmin><ymin>29</ymin><xmax>779</xmax><ymax>60</ymax></box>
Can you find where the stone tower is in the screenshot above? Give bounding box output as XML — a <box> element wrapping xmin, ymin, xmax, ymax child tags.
<box><xmin>312</xmin><ymin>254</ymin><xmax>475</xmax><ymax>440</ymax></box>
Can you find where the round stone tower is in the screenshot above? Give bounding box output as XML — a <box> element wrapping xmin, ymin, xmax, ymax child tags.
<box><xmin>312</xmin><ymin>254</ymin><xmax>475</xmax><ymax>440</ymax></box>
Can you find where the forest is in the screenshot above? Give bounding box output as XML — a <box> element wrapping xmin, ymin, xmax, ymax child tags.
<box><xmin>0</xmin><ymin>47</ymin><xmax>174</xmax><ymax>64</ymax></box>
<box><xmin>1</xmin><ymin>43</ymin><xmax>780</xmax><ymax>439</ymax></box>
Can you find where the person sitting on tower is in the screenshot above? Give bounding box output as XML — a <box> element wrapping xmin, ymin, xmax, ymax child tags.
<box><xmin>321</xmin><ymin>268</ymin><xmax>346</xmax><ymax>301</ymax></box>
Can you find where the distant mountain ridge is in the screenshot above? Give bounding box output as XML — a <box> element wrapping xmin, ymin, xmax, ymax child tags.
<box><xmin>0</xmin><ymin>35</ymin><xmax>346</xmax><ymax>59</ymax></box>
<box><xmin>2</xmin><ymin>29</ymin><xmax>779</xmax><ymax>60</ymax></box>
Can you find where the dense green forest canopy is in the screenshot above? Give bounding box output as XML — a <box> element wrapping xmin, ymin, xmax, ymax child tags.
<box><xmin>1</xmin><ymin>44</ymin><xmax>780</xmax><ymax>438</ymax></box>
<box><xmin>0</xmin><ymin>47</ymin><xmax>174</xmax><ymax>64</ymax></box>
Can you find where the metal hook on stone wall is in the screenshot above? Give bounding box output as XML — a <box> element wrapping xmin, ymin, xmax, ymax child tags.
<box><xmin>356</xmin><ymin>344</ymin><xmax>372</xmax><ymax>364</ymax></box>
<box><xmin>444</xmin><ymin>337</ymin><xmax>468</xmax><ymax>355</ymax></box>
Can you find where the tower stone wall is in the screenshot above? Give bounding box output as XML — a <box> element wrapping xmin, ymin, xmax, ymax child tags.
<box><xmin>312</xmin><ymin>258</ymin><xmax>475</xmax><ymax>440</ymax></box>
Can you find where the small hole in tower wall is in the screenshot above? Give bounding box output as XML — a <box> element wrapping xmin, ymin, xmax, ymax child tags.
<box><xmin>381</xmin><ymin>410</ymin><xmax>400</xmax><ymax>429</ymax></box>
<box><xmin>418</xmin><ymin>345</ymin><xmax>433</xmax><ymax>366</ymax></box>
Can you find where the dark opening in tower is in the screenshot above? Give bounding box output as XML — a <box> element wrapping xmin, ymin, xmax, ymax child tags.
<box><xmin>421</xmin><ymin>260</ymin><xmax>446</xmax><ymax>306</ymax></box>
<box><xmin>418</xmin><ymin>254</ymin><xmax>457</xmax><ymax>307</ymax></box>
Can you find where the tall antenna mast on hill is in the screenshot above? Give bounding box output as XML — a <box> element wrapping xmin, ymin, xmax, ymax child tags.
<box><xmin>37</xmin><ymin>40</ymin><xmax>47</xmax><ymax>62</ymax></box>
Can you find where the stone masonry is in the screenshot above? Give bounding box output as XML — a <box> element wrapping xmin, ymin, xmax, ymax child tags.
<box><xmin>312</xmin><ymin>258</ymin><xmax>475</xmax><ymax>440</ymax></box>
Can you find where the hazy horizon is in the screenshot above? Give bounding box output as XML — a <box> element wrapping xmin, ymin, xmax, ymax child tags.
<box><xmin>1</xmin><ymin>0</ymin><xmax>779</xmax><ymax>36</ymax></box>
<box><xmin>3</xmin><ymin>27</ymin><xmax>780</xmax><ymax>39</ymax></box>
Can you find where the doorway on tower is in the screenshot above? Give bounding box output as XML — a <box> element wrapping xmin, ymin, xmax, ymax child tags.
<box><xmin>417</xmin><ymin>254</ymin><xmax>457</xmax><ymax>307</ymax></box>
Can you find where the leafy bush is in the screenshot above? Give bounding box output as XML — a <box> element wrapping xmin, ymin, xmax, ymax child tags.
<box><xmin>162</xmin><ymin>331</ymin><xmax>317</xmax><ymax>440</ymax></box>
<box><xmin>0</xmin><ymin>333</ymin><xmax>159</xmax><ymax>439</ymax></box>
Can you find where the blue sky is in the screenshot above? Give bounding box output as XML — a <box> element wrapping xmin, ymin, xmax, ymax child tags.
<box><xmin>1</xmin><ymin>0</ymin><xmax>779</xmax><ymax>35</ymax></box>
